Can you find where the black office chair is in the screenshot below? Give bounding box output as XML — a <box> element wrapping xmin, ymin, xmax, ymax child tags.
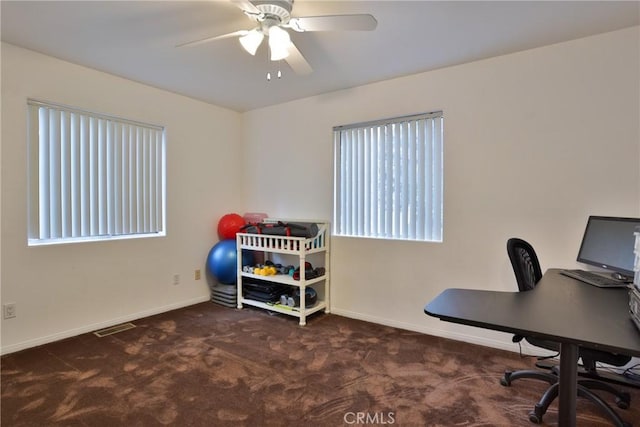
<box><xmin>501</xmin><ymin>238</ymin><xmax>632</xmax><ymax>426</ymax></box>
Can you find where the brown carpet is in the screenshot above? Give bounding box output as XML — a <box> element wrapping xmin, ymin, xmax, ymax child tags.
<box><xmin>2</xmin><ymin>302</ymin><xmax>639</xmax><ymax>426</ymax></box>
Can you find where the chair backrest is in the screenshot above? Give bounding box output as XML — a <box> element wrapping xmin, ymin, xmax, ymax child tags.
<box><xmin>507</xmin><ymin>238</ymin><xmax>543</xmax><ymax>292</ymax></box>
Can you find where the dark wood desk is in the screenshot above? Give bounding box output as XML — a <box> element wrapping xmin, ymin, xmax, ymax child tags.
<box><xmin>424</xmin><ymin>269</ymin><xmax>640</xmax><ymax>427</ymax></box>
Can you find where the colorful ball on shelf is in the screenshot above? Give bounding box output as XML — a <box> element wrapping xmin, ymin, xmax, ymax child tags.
<box><xmin>206</xmin><ymin>240</ymin><xmax>254</xmax><ymax>284</ymax></box>
<box><xmin>217</xmin><ymin>213</ymin><xmax>246</xmax><ymax>240</ymax></box>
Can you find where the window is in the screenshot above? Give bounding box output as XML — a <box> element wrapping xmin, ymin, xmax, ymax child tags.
<box><xmin>27</xmin><ymin>99</ymin><xmax>166</xmax><ymax>245</ymax></box>
<box><xmin>333</xmin><ymin>112</ymin><xmax>443</xmax><ymax>242</ymax></box>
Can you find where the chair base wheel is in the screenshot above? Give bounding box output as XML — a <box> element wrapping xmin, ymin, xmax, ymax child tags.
<box><xmin>529</xmin><ymin>404</ymin><xmax>545</xmax><ymax>424</ymax></box>
<box><xmin>616</xmin><ymin>392</ymin><xmax>631</xmax><ymax>410</ymax></box>
<box><xmin>501</xmin><ymin>371</ymin><xmax>513</xmax><ymax>387</ymax></box>
<box><xmin>528</xmin><ymin>412</ymin><xmax>542</xmax><ymax>424</ymax></box>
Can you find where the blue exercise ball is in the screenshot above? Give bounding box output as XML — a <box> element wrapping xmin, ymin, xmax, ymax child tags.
<box><xmin>206</xmin><ymin>240</ymin><xmax>253</xmax><ymax>284</ymax></box>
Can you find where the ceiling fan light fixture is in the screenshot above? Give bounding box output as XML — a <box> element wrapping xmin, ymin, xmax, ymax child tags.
<box><xmin>268</xmin><ymin>25</ymin><xmax>291</xmax><ymax>61</ymax></box>
<box><xmin>239</xmin><ymin>29</ymin><xmax>264</xmax><ymax>55</ymax></box>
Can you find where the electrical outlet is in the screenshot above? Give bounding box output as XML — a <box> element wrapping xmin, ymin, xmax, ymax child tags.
<box><xmin>173</xmin><ymin>274</ymin><xmax>180</xmax><ymax>286</ymax></box>
<box><xmin>3</xmin><ymin>303</ymin><xmax>16</xmax><ymax>319</ymax></box>
<box><xmin>194</xmin><ymin>269</ymin><xmax>201</xmax><ymax>280</ymax></box>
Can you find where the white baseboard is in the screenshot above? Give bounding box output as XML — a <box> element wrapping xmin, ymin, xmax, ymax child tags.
<box><xmin>0</xmin><ymin>296</ymin><xmax>210</xmax><ymax>355</ymax></box>
<box><xmin>3</xmin><ymin>301</ymin><xmax>528</xmax><ymax>357</ymax></box>
<box><xmin>330</xmin><ymin>307</ymin><xmax>520</xmax><ymax>354</ymax></box>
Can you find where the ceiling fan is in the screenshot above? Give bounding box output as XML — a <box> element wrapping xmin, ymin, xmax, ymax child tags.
<box><xmin>176</xmin><ymin>0</ymin><xmax>377</xmax><ymax>75</ymax></box>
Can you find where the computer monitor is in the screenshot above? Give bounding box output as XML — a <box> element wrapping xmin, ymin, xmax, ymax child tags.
<box><xmin>576</xmin><ymin>215</ymin><xmax>640</xmax><ymax>277</ymax></box>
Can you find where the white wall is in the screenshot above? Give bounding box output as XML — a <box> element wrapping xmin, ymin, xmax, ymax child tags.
<box><xmin>1</xmin><ymin>43</ymin><xmax>243</xmax><ymax>353</ymax></box>
<box><xmin>2</xmin><ymin>27</ymin><xmax>638</xmax><ymax>355</ymax></box>
<box><xmin>242</xmin><ymin>27</ymin><xmax>640</xmax><ymax>350</ymax></box>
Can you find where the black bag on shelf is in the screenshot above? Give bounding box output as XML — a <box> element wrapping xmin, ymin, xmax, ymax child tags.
<box><xmin>242</xmin><ymin>277</ymin><xmax>288</xmax><ymax>303</ymax></box>
<box><xmin>241</xmin><ymin>221</ymin><xmax>318</xmax><ymax>238</ymax></box>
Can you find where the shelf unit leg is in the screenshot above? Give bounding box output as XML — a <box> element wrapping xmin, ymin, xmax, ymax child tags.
<box><xmin>236</xmin><ymin>235</ymin><xmax>243</xmax><ymax>309</ymax></box>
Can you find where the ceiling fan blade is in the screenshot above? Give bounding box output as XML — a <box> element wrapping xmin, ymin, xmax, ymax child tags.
<box><xmin>230</xmin><ymin>0</ymin><xmax>262</xmax><ymax>16</ymax></box>
<box><xmin>175</xmin><ymin>30</ymin><xmax>248</xmax><ymax>48</ymax></box>
<box><xmin>288</xmin><ymin>14</ymin><xmax>377</xmax><ymax>32</ymax></box>
<box><xmin>284</xmin><ymin>41</ymin><xmax>313</xmax><ymax>75</ymax></box>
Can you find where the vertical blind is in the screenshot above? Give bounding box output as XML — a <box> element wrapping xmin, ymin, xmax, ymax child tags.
<box><xmin>333</xmin><ymin>112</ymin><xmax>443</xmax><ymax>242</ymax></box>
<box><xmin>27</xmin><ymin>100</ymin><xmax>166</xmax><ymax>244</ymax></box>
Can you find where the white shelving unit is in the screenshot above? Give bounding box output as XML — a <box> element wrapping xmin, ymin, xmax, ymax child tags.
<box><xmin>236</xmin><ymin>219</ymin><xmax>330</xmax><ymax>326</ymax></box>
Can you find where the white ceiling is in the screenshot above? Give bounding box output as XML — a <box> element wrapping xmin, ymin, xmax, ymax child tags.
<box><xmin>2</xmin><ymin>1</ymin><xmax>638</xmax><ymax>112</ymax></box>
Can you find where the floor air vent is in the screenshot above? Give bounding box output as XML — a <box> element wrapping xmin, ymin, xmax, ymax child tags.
<box><xmin>93</xmin><ymin>322</ymin><xmax>136</xmax><ymax>337</ymax></box>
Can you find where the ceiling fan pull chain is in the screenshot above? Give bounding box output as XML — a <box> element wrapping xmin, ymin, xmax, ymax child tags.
<box><xmin>266</xmin><ymin>65</ymin><xmax>282</xmax><ymax>82</ymax></box>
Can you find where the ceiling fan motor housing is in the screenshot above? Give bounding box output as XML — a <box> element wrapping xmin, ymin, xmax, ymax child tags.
<box><xmin>252</xmin><ymin>0</ymin><xmax>293</xmax><ymax>24</ymax></box>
